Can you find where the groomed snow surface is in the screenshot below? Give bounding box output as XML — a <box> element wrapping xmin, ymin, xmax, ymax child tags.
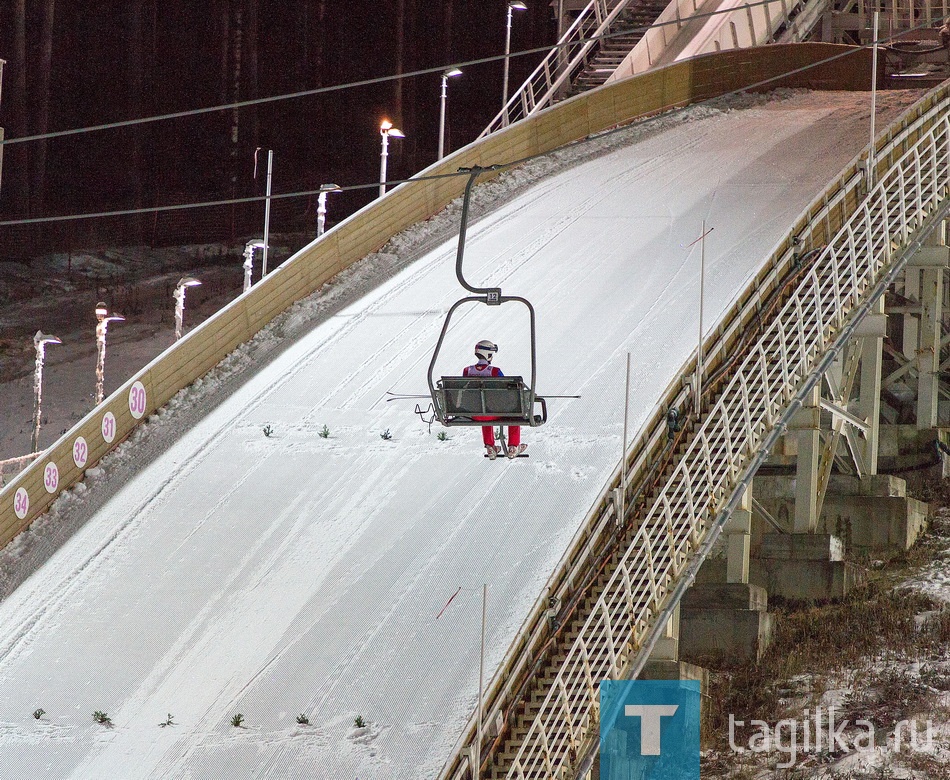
<box><xmin>0</xmin><ymin>90</ymin><xmax>925</xmax><ymax>779</ymax></box>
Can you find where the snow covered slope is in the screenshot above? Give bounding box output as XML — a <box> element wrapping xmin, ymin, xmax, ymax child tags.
<box><xmin>0</xmin><ymin>90</ymin><xmax>923</xmax><ymax>779</ymax></box>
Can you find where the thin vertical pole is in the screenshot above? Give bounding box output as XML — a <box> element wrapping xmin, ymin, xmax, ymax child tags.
<box><xmin>868</xmin><ymin>11</ymin><xmax>880</xmax><ymax>189</ymax></box>
<box><xmin>475</xmin><ymin>583</ymin><xmax>487</xmax><ymax>780</ymax></box>
<box><xmin>262</xmin><ymin>149</ymin><xmax>273</xmax><ymax>277</ymax></box>
<box><xmin>438</xmin><ymin>76</ymin><xmax>448</xmax><ymax>160</ymax></box>
<box><xmin>32</xmin><ymin>336</ymin><xmax>57</xmax><ymax>452</ymax></box>
<box><xmin>621</xmin><ymin>352</ymin><xmax>631</xmax><ymax>522</ymax></box>
<box><xmin>380</xmin><ymin>132</ymin><xmax>390</xmax><ymax>198</ymax></box>
<box><xmin>0</xmin><ymin>58</ymin><xmax>5</xmax><ymax>195</ymax></box>
<box><xmin>696</xmin><ymin>219</ymin><xmax>707</xmax><ymax>410</ymax></box>
<box><xmin>317</xmin><ymin>192</ymin><xmax>327</xmax><ymax>237</ymax></box>
<box><xmin>503</xmin><ymin>6</ymin><xmax>513</xmax><ymax>124</ymax></box>
<box><xmin>95</xmin><ymin>322</ymin><xmax>108</xmax><ymax>406</ymax></box>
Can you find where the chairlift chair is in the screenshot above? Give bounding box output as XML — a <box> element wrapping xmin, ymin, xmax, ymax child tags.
<box><xmin>424</xmin><ymin>166</ymin><xmax>548</xmax><ymax>430</ymax></box>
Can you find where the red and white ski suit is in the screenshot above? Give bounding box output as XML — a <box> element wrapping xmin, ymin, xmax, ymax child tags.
<box><xmin>463</xmin><ymin>361</ymin><xmax>521</xmax><ymax>449</ymax></box>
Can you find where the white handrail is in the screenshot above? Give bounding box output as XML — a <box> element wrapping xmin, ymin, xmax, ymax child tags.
<box><xmin>480</xmin><ymin>0</ymin><xmax>641</xmax><ymax>137</ymax></box>
<box><xmin>501</xmin><ymin>88</ymin><xmax>950</xmax><ymax>780</ymax></box>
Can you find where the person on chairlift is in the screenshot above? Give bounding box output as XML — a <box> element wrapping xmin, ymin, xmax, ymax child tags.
<box><xmin>463</xmin><ymin>339</ymin><xmax>526</xmax><ymax>459</ymax></box>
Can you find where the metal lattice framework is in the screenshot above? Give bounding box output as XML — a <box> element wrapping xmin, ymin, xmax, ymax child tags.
<box><xmin>429</xmin><ymin>88</ymin><xmax>950</xmax><ymax>780</ymax></box>
<box><xmin>497</xmin><ymin>92</ymin><xmax>950</xmax><ymax>779</ymax></box>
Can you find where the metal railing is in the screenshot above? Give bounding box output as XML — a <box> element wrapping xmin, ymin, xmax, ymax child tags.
<box><xmin>498</xmin><ymin>87</ymin><xmax>950</xmax><ymax>780</ymax></box>
<box><xmin>480</xmin><ymin>0</ymin><xmax>825</xmax><ymax>138</ymax></box>
<box><xmin>480</xmin><ymin>0</ymin><xmax>641</xmax><ymax>137</ymax></box>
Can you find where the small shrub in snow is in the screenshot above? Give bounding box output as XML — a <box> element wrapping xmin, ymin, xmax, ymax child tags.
<box><xmin>354</xmin><ymin>715</ymin><xmax>366</xmax><ymax>728</ymax></box>
<box><xmin>159</xmin><ymin>713</ymin><xmax>175</xmax><ymax>727</ymax></box>
<box><xmin>380</xmin><ymin>429</ymin><xmax>392</xmax><ymax>440</ymax></box>
<box><xmin>93</xmin><ymin>711</ymin><xmax>112</xmax><ymax>725</ymax></box>
<box><xmin>33</xmin><ymin>709</ymin><xmax>45</xmax><ymax>720</ymax></box>
<box><xmin>231</xmin><ymin>713</ymin><xmax>244</xmax><ymax>727</ymax></box>
<box><xmin>437</xmin><ymin>431</ymin><xmax>449</xmax><ymax>441</ymax></box>
<box><xmin>319</xmin><ymin>425</ymin><xmax>330</xmax><ymax>439</ymax></box>
<box><xmin>263</xmin><ymin>425</ymin><xmax>273</xmax><ymax>437</ymax></box>
<box><xmin>296</xmin><ymin>713</ymin><xmax>309</xmax><ymax>725</ymax></box>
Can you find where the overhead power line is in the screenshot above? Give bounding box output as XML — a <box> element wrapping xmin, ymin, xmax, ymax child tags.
<box><xmin>0</xmin><ymin>17</ymin><xmax>924</xmax><ymax>228</ymax></box>
<box><xmin>1</xmin><ymin>0</ymin><xmax>859</xmax><ymax>148</ymax></box>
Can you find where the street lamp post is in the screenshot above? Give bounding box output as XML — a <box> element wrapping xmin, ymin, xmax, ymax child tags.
<box><xmin>243</xmin><ymin>239</ymin><xmax>266</xmax><ymax>293</ymax></box>
<box><xmin>438</xmin><ymin>68</ymin><xmax>463</xmax><ymax>161</ymax></box>
<box><xmin>379</xmin><ymin>119</ymin><xmax>405</xmax><ymax>198</ymax></box>
<box><xmin>502</xmin><ymin>1</ymin><xmax>528</xmax><ymax>125</ymax></box>
<box><xmin>262</xmin><ymin>148</ymin><xmax>273</xmax><ymax>277</ymax></box>
<box><xmin>173</xmin><ymin>277</ymin><xmax>202</xmax><ymax>340</ymax></box>
<box><xmin>95</xmin><ymin>302</ymin><xmax>124</xmax><ymax>406</ymax></box>
<box><xmin>254</xmin><ymin>147</ymin><xmax>275</xmax><ymax>278</ymax></box>
<box><xmin>0</xmin><ymin>58</ymin><xmax>6</xmax><ymax>195</ymax></box>
<box><xmin>31</xmin><ymin>330</ymin><xmax>61</xmax><ymax>452</ymax></box>
<box><xmin>317</xmin><ymin>184</ymin><xmax>342</xmax><ymax>237</ymax></box>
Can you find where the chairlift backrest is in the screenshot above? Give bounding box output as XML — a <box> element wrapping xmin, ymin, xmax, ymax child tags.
<box><xmin>425</xmin><ymin>167</ymin><xmax>547</xmax><ymax>429</ymax></box>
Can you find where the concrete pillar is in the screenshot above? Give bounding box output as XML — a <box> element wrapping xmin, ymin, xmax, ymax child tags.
<box><xmin>903</xmin><ymin>267</ymin><xmax>920</xmax><ymax>361</ymax></box>
<box><xmin>917</xmin><ymin>265</ymin><xmax>943</xmax><ymax>429</ymax></box>
<box><xmin>724</xmin><ymin>486</ymin><xmax>752</xmax><ymax>584</ymax></box>
<box><xmin>858</xmin><ymin>296</ymin><xmax>884</xmax><ymax>475</ymax></box>
<box><xmin>650</xmin><ymin>604</ymin><xmax>680</xmax><ymax>662</ymax></box>
<box><xmin>791</xmin><ymin>385</ymin><xmax>821</xmax><ymax>533</ymax></box>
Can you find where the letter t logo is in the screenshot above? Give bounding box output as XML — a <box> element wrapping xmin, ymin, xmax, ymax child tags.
<box><xmin>624</xmin><ymin>705</ymin><xmax>679</xmax><ymax>755</ymax></box>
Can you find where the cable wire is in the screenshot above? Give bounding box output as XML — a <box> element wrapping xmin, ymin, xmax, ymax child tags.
<box><xmin>0</xmin><ymin>18</ymin><xmax>932</xmax><ymax>228</ymax></box>
<box><xmin>0</xmin><ymin>0</ymin><xmax>898</xmax><ymax>149</ymax></box>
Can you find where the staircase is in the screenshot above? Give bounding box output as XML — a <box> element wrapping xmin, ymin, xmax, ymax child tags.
<box><xmin>486</xmin><ymin>436</ymin><xmax>694</xmax><ymax>779</ymax></box>
<box><xmin>456</xmin><ymin>81</ymin><xmax>950</xmax><ymax>780</ymax></box>
<box><xmin>570</xmin><ymin>2</ymin><xmax>671</xmax><ymax>93</ymax></box>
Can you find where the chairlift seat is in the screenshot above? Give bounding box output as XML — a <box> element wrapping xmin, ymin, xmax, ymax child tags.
<box><xmin>435</xmin><ymin>376</ymin><xmax>546</xmax><ymax>427</ymax></box>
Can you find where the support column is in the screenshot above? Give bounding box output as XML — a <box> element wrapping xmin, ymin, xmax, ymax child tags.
<box><xmin>903</xmin><ymin>267</ymin><xmax>920</xmax><ymax>362</ymax></box>
<box><xmin>857</xmin><ymin>296</ymin><xmax>885</xmax><ymax>475</ymax></box>
<box><xmin>649</xmin><ymin>604</ymin><xmax>680</xmax><ymax>662</ymax></box>
<box><xmin>791</xmin><ymin>385</ymin><xmax>821</xmax><ymax>533</ymax></box>
<box><xmin>917</xmin><ymin>265</ymin><xmax>944</xmax><ymax>429</ymax></box>
<box><xmin>725</xmin><ymin>486</ymin><xmax>752</xmax><ymax>584</ymax></box>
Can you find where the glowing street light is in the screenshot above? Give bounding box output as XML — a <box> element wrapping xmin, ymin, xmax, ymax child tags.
<box><xmin>317</xmin><ymin>183</ymin><xmax>342</xmax><ymax>237</ymax></box>
<box><xmin>31</xmin><ymin>330</ymin><xmax>61</xmax><ymax>453</ymax></box>
<box><xmin>95</xmin><ymin>302</ymin><xmax>124</xmax><ymax>406</ymax></box>
<box><xmin>438</xmin><ymin>68</ymin><xmax>463</xmax><ymax>161</ymax></box>
<box><xmin>173</xmin><ymin>276</ymin><xmax>202</xmax><ymax>340</ymax></box>
<box><xmin>379</xmin><ymin>119</ymin><xmax>405</xmax><ymax>198</ymax></box>
<box><xmin>243</xmin><ymin>239</ymin><xmax>266</xmax><ymax>293</ymax></box>
<box><xmin>503</xmin><ymin>1</ymin><xmax>528</xmax><ymax>126</ymax></box>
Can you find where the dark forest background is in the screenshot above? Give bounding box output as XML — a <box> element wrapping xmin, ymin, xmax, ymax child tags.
<box><xmin>0</xmin><ymin>1</ymin><xmax>556</xmax><ymax>259</ymax></box>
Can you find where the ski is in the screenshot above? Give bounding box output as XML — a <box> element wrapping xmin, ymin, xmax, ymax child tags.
<box><xmin>385</xmin><ymin>391</ymin><xmax>430</xmax><ymax>403</ymax></box>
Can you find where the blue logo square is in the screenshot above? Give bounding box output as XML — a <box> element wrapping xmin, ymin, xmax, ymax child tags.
<box><xmin>600</xmin><ymin>679</ymin><xmax>701</xmax><ymax>780</ymax></box>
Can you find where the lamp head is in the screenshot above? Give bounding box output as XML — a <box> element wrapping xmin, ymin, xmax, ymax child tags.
<box><xmin>177</xmin><ymin>276</ymin><xmax>201</xmax><ymax>289</ymax></box>
<box><xmin>380</xmin><ymin>120</ymin><xmax>404</xmax><ymax>138</ymax></box>
<box><xmin>444</xmin><ymin>68</ymin><xmax>463</xmax><ymax>78</ymax></box>
<box><xmin>509</xmin><ymin>1</ymin><xmax>527</xmax><ymax>9</ymax></box>
<box><xmin>34</xmin><ymin>330</ymin><xmax>61</xmax><ymax>347</ymax></box>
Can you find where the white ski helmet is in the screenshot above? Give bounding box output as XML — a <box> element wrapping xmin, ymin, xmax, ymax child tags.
<box><xmin>475</xmin><ymin>339</ymin><xmax>498</xmax><ymax>362</ymax></box>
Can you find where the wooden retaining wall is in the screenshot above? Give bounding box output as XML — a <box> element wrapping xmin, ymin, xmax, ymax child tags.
<box><xmin>0</xmin><ymin>42</ymin><xmax>874</xmax><ymax>549</ymax></box>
